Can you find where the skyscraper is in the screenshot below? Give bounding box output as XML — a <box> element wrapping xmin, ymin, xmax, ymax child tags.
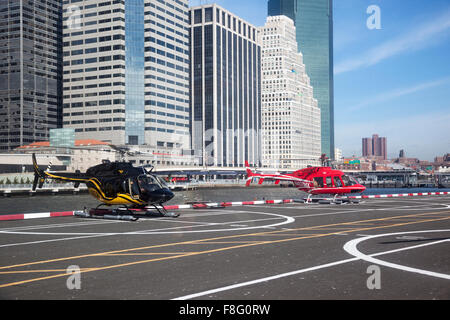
<box><xmin>189</xmin><ymin>4</ymin><xmax>262</xmax><ymax>167</ymax></box>
<box><xmin>362</xmin><ymin>137</ymin><xmax>372</xmax><ymax>158</ymax></box>
<box><xmin>0</xmin><ymin>0</ymin><xmax>63</xmax><ymax>150</ymax></box>
<box><xmin>362</xmin><ymin>134</ymin><xmax>387</xmax><ymax>160</ymax></box>
<box><xmin>268</xmin><ymin>0</ymin><xmax>334</xmax><ymax>159</ymax></box>
<box><xmin>62</xmin><ymin>0</ymin><xmax>190</xmax><ymax>149</ymax></box>
<box><xmin>259</xmin><ymin>16</ymin><xmax>321</xmax><ymax>169</ymax></box>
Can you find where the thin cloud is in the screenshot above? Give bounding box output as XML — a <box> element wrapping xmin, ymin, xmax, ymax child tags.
<box><xmin>347</xmin><ymin>76</ymin><xmax>450</xmax><ymax>111</ymax></box>
<box><xmin>335</xmin><ymin>9</ymin><xmax>450</xmax><ymax>74</ymax></box>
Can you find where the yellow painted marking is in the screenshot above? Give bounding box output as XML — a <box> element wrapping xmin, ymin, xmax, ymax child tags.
<box><xmin>0</xmin><ymin>210</ymin><xmax>449</xmax><ymax>288</ymax></box>
<box><xmin>249</xmin><ymin>233</ymin><xmax>330</xmax><ymax>237</ymax></box>
<box><xmin>0</xmin><ymin>268</ymin><xmax>96</xmax><ymax>275</ymax></box>
<box><xmin>189</xmin><ymin>241</ymin><xmax>266</xmax><ymax>244</ymax></box>
<box><xmin>1</xmin><ymin>210</ymin><xmax>448</xmax><ymax>272</ymax></box>
<box><xmin>101</xmin><ymin>252</ymin><xmax>199</xmax><ymax>256</ymax></box>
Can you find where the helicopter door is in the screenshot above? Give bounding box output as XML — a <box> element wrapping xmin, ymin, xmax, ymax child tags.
<box><xmin>128</xmin><ymin>178</ymin><xmax>141</xmax><ymax>199</ymax></box>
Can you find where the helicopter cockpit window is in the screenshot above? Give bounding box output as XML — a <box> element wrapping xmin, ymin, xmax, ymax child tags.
<box><xmin>313</xmin><ymin>177</ymin><xmax>324</xmax><ymax>188</ymax></box>
<box><xmin>341</xmin><ymin>175</ymin><xmax>358</xmax><ymax>186</ymax></box>
<box><xmin>154</xmin><ymin>175</ymin><xmax>168</xmax><ymax>188</ymax></box>
<box><xmin>137</xmin><ymin>174</ymin><xmax>164</xmax><ymax>192</ymax></box>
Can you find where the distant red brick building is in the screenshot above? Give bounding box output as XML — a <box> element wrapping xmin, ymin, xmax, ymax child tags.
<box><xmin>362</xmin><ymin>134</ymin><xmax>387</xmax><ymax>160</ymax></box>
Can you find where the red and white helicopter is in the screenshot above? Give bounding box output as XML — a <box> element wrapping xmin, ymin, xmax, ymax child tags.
<box><xmin>245</xmin><ymin>159</ymin><xmax>366</xmax><ymax>203</ymax></box>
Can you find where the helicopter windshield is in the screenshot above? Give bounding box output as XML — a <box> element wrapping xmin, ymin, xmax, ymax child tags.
<box><xmin>154</xmin><ymin>175</ymin><xmax>169</xmax><ymax>188</ymax></box>
<box><xmin>341</xmin><ymin>174</ymin><xmax>359</xmax><ymax>186</ymax></box>
<box><xmin>137</xmin><ymin>174</ymin><xmax>168</xmax><ymax>190</ymax></box>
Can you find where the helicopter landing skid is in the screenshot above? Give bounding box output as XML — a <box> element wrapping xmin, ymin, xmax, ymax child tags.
<box><xmin>75</xmin><ymin>205</ymin><xmax>180</xmax><ymax>221</ymax></box>
<box><xmin>303</xmin><ymin>195</ymin><xmax>360</xmax><ymax>205</ymax></box>
<box><xmin>75</xmin><ymin>207</ymin><xmax>139</xmax><ymax>221</ymax></box>
<box><xmin>145</xmin><ymin>204</ymin><xmax>180</xmax><ymax>218</ymax></box>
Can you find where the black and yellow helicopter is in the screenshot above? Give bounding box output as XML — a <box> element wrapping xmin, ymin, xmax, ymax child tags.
<box><xmin>32</xmin><ymin>152</ymin><xmax>177</xmax><ymax>220</ymax></box>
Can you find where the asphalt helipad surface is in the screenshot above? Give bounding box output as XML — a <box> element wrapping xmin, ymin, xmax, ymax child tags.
<box><xmin>0</xmin><ymin>195</ymin><xmax>449</xmax><ymax>300</ymax></box>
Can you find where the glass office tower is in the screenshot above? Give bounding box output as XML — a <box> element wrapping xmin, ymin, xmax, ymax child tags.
<box><xmin>125</xmin><ymin>0</ymin><xmax>145</xmax><ymax>145</ymax></box>
<box><xmin>268</xmin><ymin>0</ymin><xmax>334</xmax><ymax>159</ymax></box>
<box><xmin>0</xmin><ymin>0</ymin><xmax>63</xmax><ymax>150</ymax></box>
<box><xmin>190</xmin><ymin>4</ymin><xmax>262</xmax><ymax>167</ymax></box>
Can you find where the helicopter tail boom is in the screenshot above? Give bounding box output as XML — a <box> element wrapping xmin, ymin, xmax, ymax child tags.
<box><xmin>31</xmin><ymin>153</ymin><xmax>91</xmax><ymax>191</ymax></box>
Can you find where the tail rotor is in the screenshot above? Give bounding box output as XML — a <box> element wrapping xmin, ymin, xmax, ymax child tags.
<box><xmin>32</xmin><ymin>153</ymin><xmax>46</xmax><ymax>191</ymax></box>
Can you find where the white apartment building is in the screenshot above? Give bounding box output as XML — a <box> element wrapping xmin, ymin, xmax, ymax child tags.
<box><xmin>62</xmin><ymin>0</ymin><xmax>190</xmax><ymax>150</ymax></box>
<box><xmin>259</xmin><ymin>16</ymin><xmax>321</xmax><ymax>169</ymax></box>
<box><xmin>335</xmin><ymin>147</ymin><xmax>343</xmax><ymax>162</ymax></box>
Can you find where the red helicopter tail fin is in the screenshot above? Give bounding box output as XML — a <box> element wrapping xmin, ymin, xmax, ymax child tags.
<box><xmin>245</xmin><ymin>161</ymin><xmax>253</xmax><ymax>186</ymax></box>
<box><xmin>245</xmin><ymin>160</ymin><xmax>253</xmax><ymax>177</ymax></box>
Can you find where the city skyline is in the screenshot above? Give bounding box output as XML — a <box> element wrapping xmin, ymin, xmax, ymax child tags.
<box><xmin>1</xmin><ymin>1</ymin><xmax>448</xmax><ymax>163</ymax></box>
<box><xmin>189</xmin><ymin>0</ymin><xmax>450</xmax><ymax>161</ymax></box>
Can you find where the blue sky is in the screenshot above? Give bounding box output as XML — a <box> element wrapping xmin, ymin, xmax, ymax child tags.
<box><xmin>189</xmin><ymin>0</ymin><xmax>450</xmax><ymax>161</ymax></box>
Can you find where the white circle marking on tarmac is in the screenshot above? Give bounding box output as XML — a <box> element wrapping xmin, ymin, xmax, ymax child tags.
<box><xmin>0</xmin><ymin>210</ymin><xmax>295</xmax><ymax>236</ymax></box>
<box><xmin>343</xmin><ymin>229</ymin><xmax>450</xmax><ymax>280</ymax></box>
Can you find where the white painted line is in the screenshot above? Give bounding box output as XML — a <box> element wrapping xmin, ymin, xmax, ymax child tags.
<box><xmin>172</xmin><ymin>230</ymin><xmax>450</xmax><ymax>300</ymax></box>
<box><xmin>0</xmin><ymin>211</ymin><xmax>295</xmax><ymax>236</ymax></box>
<box><xmin>173</xmin><ymin>210</ymin><xmax>235</xmax><ymax>218</ymax></box>
<box><xmin>0</xmin><ymin>220</ymin><xmax>122</xmax><ymax>232</ymax></box>
<box><xmin>172</xmin><ymin>257</ymin><xmax>359</xmax><ymax>300</ymax></box>
<box><xmin>343</xmin><ymin>229</ymin><xmax>450</xmax><ymax>280</ymax></box>
<box><xmin>0</xmin><ymin>234</ymin><xmax>114</xmax><ymax>248</ymax></box>
<box><xmin>139</xmin><ymin>218</ymin><xmax>221</xmax><ymax>226</ymax></box>
<box><xmin>290</xmin><ymin>202</ymin><xmax>450</xmax><ymax>219</ymax></box>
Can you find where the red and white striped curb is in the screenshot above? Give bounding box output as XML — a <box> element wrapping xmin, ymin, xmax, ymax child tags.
<box><xmin>0</xmin><ymin>192</ymin><xmax>448</xmax><ymax>221</ymax></box>
<box><xmin>0</xmin><ymin>199</ymin><xmax>295</xmax><ymax>221</ymax></box>
<box><xmin>0</xmin><ymin>211</ymin><xmax>74</xmax><ymax>221</ymax></box>
<box><xmin>163</xmin><ymin>199</ymin><xmax>294</xmax><ymax>210</ymax></box>
<box><xmin>346</xmin><ymin>191</ymin><xmax>449</xmax><ymax>199</ymax></box>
